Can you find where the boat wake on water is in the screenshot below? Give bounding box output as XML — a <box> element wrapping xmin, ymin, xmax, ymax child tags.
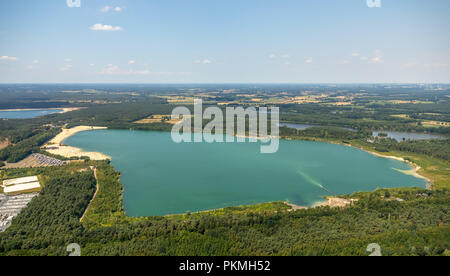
<box><xmin>297</xmin><ymin>169</ymin><xmax>336</xmax><ymax>196</ymax></box>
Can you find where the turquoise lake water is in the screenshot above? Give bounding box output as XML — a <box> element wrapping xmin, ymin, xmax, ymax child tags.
<box><xmin>0</xmin><ymin>109</ymin><xmax>63</xmax><ymax>119</ymax></box>
<box><xmin>65</xmin><ymin>130</ymin><xmax>427</xmax><ymax>217</ymax></box>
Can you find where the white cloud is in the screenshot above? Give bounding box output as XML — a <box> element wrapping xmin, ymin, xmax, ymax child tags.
<box><xmin>281</xmin><ymin>54</ymin><xmax>290</xmax><ymax>59</ymax></box>
<box><xmin>129</xmin><ymin>60</ymin><xmax>136</xmax><ymax>65</ymax></box>
<box><xmin>27</xmin><ymin>60</ymin><xmax>40</xmax><ymax>70</ymax></box>
<box><xmin>64</xmin><ymin>58</ymin><xmax>72</xmax><ymax>62</ymax></box>
<box><xmin>195</xmin><ymin>59</ymin><xmax>212</xmax><ymax>64</ymax></box>
<box><xmin>101</xmin><ymin>6</ymin><xmax>122</xmax><ymax>13</ymax></box>
<box><xmin>132</xmin><ymin>70</ymin><xmax>152</xmax><ymax>75</ymax></box>
<box><xmin>369</xmin><ymin>50</ymin><xmax>383</xmax><ymax>64</ymax></box>
<box><xmin>66</xmin><ymin>0</ymin><xmax>81</xmax><ymax>8</ymax></box>
<box><xmin>370</xmin><ymin>57</ymin><xmax>382</xmax><ymax>64</ymax></box>
<box><xmin>351</xmin><ymin>51</ymin><xmax>383</xmax><ymax>63</ymax></box>
<box><xmin>269</xmin><ymin>54</ymin><xmax>276</xmax><ymax>59</ymax></box>
<box><xmin>89</xmin><ymin>64</ymin><xmax>95</xmax><ymax>67</ymax></box>
<box><xmin>98</xmin><ymin>64</ymin><xmax>151</xmax><ymax>75</ymax></box>
<box><xmin>1</xmin><ymin>56</ymin><xmax>18</xmax><ymax>61</ymax></box>
<box><xmin>305</xmin><ymin>58</ymin><xmax>313</xmax><ymax>64</ymax></box>
<box><xmin>99</xmin><ymin>64</ymin><xmax>120</xmax><ymax>74</ymax></box>
<box><xmin>60</xmin><ymin>64</ymin><xmax>73</xmax><ymax>71</ymax></box>
<box><xmin>98</xmin><ymin>64</ymin><xmax>190</xmax><ymax>76</ymax></box>
<box><xmin>400</xmin><ymin>62</ymin><xmax>418</xmax><ymax>69</ymax></box>
<box><xmin>90</xmin><ymin>24</ymin><xmax>122</xmax><ymax>31</ymax></box>
<box><xmin>101</xmin><ymin>6</ymin><xmax>111</xmax><ymax>12</ymax></box>
<box><xmin>424</xmin><ymin>62</ymin><xmax>450</xmax><ymax>69</ymax></box>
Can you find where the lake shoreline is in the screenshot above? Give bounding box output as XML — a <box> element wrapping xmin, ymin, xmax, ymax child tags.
<box><xmin>286</xmin><ymin>197</ymin><xmax>358</xmax><ymax>211</ymax></box>
<box><xmin>43</xmin><ymin>126</ymin><xmax>110</xmax><ymax>161</ymax></box>
<box><xmin>364</xmin><ymin>150</ymin><xmax>431</xmax><ymax>188</ymax></box>
<box><xmin>0</xmin><ymin>107</ymin><xmax>82</xmax><ymax>113</ymax></box>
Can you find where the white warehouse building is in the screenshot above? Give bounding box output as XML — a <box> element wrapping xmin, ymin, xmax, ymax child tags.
<box><xmin>2</xmin><ymin>176</ymin><xmax>41</xmax><ymax>195</ymax></box>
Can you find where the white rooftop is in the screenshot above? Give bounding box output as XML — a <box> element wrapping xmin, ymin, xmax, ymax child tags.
<box><xmin>4</xmin><ymin>182</ymin><xmax>41</xmax><ymax>194</ymax></box>
<box><xmin>3</xmin><ymin>176</ymin><xmax>39</xmax><ymax>187</ymax></box>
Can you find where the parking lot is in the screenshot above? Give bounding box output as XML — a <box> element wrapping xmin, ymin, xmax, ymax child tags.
<box><xmin>3</xmin><ymin>153</ymin><xmax>64</xmax><ymax>169</ymax></box>
<box><xmin>0</xmin><ymin>193</ymin><xmax>38</xmax><ymax>232</ymax></box>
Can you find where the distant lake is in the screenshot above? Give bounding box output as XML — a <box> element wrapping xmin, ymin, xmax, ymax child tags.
<box><xmin>279</xmin><ymin>123</ymin><xmax>313</xmax><ymax>130</ymax></box>
<box><xmin>373</xmin><ymin>131</ymin><xmax>447</xmax><ymax>142</ymax></box>
<box><xmin>65</xmin><ymin>130</ymin><xmax>427</xmax><ymax>217</ymax></box>
<box><xmin>280</xmin><ymin>123</ymin><xmax>357</xmax><ymax>132</ymax></box>
<box><xmin>0</xmin><ymin>109</ymin><xmax>63</xmax><ymax>119</ymax></box>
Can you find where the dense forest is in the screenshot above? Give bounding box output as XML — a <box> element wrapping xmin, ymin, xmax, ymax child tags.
<box><xmin>372</xmin><ymin>139</ymin><xmax>450</xmax><ymax>162</ymax></box>
<box><xmin>0</xmin><ymin>128</ymin><xmax>60</xmax><ymax>163</ymax></box>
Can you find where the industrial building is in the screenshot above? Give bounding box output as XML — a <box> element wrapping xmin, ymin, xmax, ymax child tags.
<box><xmin>2</xmin><ymin>176</ymin><xmax>41</xmax><ymax>195</ymax></box>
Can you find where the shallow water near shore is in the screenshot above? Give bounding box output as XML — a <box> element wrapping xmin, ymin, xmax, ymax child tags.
<box><xmin>65</xmin><ymin>130</ymin><xmax>427</xmax><ymax>216</ymax></box>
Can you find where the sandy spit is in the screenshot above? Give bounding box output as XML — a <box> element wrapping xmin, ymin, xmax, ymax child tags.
<box><xmin>43</xmin><ymin>126</ymin><xmax>110</xmax><ymax>161</ymax></box>
<box><xmin>364</xmin><ymin>150</ymin><xmax>431</xmax><ymax>186</ymax></box>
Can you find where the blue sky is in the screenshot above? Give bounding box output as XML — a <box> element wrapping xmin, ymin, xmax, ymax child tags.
<box><xmin>0</xmin><ymin>0</ymin><xmax>449</xmax><ymax>83</ymax></box>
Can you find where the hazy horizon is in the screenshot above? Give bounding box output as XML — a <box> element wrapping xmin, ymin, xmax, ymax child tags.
<box><xmin>1</xmin><ymin>0</ymin><xmax>450</xmax><ymax>83</ymax></box>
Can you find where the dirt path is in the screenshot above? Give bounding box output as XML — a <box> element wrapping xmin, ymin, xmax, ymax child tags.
<box><xmin>80</xmin><ymin>167</ymin><xmax>99</xmax><ymax>222</ymax></box>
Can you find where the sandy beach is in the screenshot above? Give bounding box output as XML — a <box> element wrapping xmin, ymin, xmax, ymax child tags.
<box><xmin>286</xmin><ymin>197</ymin><xmax>356</xmax><ymax>211</ymax></box>
<box><xmin>235</xmin><ymin>134</ymin><xmax>279</xmax><ymax>141</ymax></box>
<box><xmin>43</xmin><ymin>126</ymin><xmax>110</xmax><ymax>161</ymax></box>
<box><xmin>59</xmin><ymin>107</ymin><xmax>83</xmax><ymax>113</ymax></box>
<box><xmin>284</xmin><ymin>202</ymin><xmax>309</xmax><ymax>211</ymax></box>
<box><xmin>313</xmin><ymin>197</ymin><xmax>356</xmax><ymax>208</ymax></box>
